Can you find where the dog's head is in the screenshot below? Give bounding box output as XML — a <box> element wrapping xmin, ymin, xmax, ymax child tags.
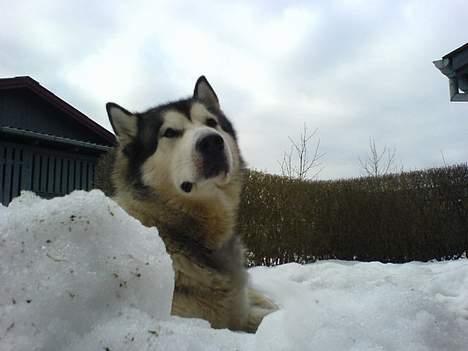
<box><xmin>107</xmin><ymin>76</ymin><xmax>243</xmax><ymax>200</ymax></box>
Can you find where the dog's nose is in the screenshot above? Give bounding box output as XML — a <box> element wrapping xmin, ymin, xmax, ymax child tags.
<box><xmin>196</xmin><ymin>133</ymin><xmax>228</xmax><ymax>179</ymax></box>
<box><xmin>196</xmin><ymin>134</ymin><xmax>224</xmax><ymax>155</ymax></box>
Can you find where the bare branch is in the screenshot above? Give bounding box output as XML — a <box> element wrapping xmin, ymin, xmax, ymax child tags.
<box><xmin>359</xmin><ymin>137</ymin><xmax>399</xmax><ymax>177</ymax></box>
<box><xmin>279</xmin><ymin>123</ymin><xmax>324</xmax><ymax>180</ymax></box>
<box><xmin>279</xmin><ymin>145</ymin><xmax>295</xmax><ymax>179</ymax></box>
<box><xmin>440</xmin><ymin>150</ymin><xmax>448</xmax><ymax>167</ymax></box>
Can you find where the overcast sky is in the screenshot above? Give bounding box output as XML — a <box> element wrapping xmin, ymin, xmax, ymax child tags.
<box><xmin>1</xmin><ymin>0</ymin><xmax>467</xmax><ymax>179</ymax></box>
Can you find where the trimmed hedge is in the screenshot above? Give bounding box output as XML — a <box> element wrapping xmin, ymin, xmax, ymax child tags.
<box><xmin>239</xmin><ymin>164</ymin><xmax>468</xmax><ymax>265</ymax></box>
<box><xmin>95</xmin><ymin>152</ymin><xmax>467</xmax><ymax>265</ymax></box>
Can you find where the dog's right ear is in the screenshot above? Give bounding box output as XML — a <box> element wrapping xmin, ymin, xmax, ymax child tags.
<box><xmin>106</xmin><ymin>102</ymin><xmax>137</xmax><ymax>144</ymax></box>
<box><xmin>194</xmin><ymin>76</ymin><xmax>220</xmax><ymax>110</ymax></box>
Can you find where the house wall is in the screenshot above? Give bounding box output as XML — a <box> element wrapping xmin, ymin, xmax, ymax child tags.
<box><xmin>0</xmin><ymin>140</ymin><xmax>98</xmax><ymax>205</ymax></box>
<box><xmin>0</xmin><ymin>84</ymin><xmax>112</xmax><ymax>205</ymax></box>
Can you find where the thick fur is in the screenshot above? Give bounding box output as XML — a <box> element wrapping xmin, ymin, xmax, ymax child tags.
<box><xmin>104</xmin><ymin>76</ymin><xmax>276</xmax><ymax>332</ymax></box>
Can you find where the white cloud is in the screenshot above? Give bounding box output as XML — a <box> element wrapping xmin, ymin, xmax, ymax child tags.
<box><xmin>1</xmin><ymin>0</ymin><xmax>467</xmax><ymax>179</ymax></box>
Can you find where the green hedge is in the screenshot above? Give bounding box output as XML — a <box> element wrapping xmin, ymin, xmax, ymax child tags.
<box><xmin>239</xmin><ymin>164</ymin><xmax>468</xmax><ymax>265</ymax></box>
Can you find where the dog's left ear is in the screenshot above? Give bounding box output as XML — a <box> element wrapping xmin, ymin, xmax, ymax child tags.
<box><xmin>194</xmin><ymin>76</ymin><xmax>219</xmax><ymax>110</ymax></box>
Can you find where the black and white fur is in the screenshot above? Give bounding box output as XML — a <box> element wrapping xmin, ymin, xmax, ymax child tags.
<box><xmin>105</xmin><ymin>76</ymin><xmax>276</xmax><ymax>332</ymax></box>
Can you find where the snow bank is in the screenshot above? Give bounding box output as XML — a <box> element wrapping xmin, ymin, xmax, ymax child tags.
<box><xmin>251</xmin><ymin>261</ymin><xmax>468</xmax><ymax>350</ymax></box>
<box><xmin>0</xmin><ymin>191</ymin><xmax>174</xmax><ymax>351</ymax></box>
<box><xmin>1</xmin><ymin>191</ymin><xmax>468</xmax><ymax>351</ymax></box>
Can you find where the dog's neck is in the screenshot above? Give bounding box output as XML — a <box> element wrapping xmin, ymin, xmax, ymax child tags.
<box><xmin>113</xmin><ymin>187</ymin><xmax>246</xmax><ymax>275</ymax></box>
<box><xmin>113</xmin><ymin>183</ymin><xmax>239</xmax><ymax>251</ymax></box>
<box><xmin>110</xmin><ymin>149</ymin><xmax>244</xmax><ymax>266</ymax></box>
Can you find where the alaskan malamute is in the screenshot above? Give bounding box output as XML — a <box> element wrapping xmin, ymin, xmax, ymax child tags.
<box><xmin>104</xmin><ymin>76</ymin><xmax>276</xmax><ymax>332</ymax></box>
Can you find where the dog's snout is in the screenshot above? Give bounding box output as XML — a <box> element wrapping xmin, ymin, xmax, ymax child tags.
<box><xmin>196</xmin><ymin>134</ymin><xmax>224</xmax><ymax>155</ymax></box>
<box><xmin>195</xmin><ymin>133</ymin><xmax>229</xmax><ymax>179</ymax></box>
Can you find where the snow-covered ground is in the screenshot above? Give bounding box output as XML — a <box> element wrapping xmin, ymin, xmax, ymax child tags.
<box><xmin>1</xmin><ymin>191</ymin><xmax>467</xmax><ymax>351</ymax></box>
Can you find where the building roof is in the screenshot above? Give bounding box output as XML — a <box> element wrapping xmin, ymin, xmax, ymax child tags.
<box><xmin>0</xmin><ymin>126</ymin><xmax>112</xmax><ymax>152</ymax></box>
<box><xmin>433</xmin><ymin>43</ymin><xmax>468</xmax><ymax>102</ymax></box>
<box><xmin>442</xmin><ymin>43</ymin><xmax>468</xmax><ymax>60</ymax></box>
<box><xmin>0</xmin><ymin>76</ymin><xmax>116</xmax><ymax>146</ymax></box>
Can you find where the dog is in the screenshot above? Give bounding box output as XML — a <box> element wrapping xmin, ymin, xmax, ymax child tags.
<box><xmin>103</xmin><ymin>76</ymin><xmax>276</xmax><ymax>332</ymax></box>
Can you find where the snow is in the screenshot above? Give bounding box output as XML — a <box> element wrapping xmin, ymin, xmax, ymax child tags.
<box><xmin>251</xmin><ymin>261</ymin><xmax>468</xmax><ymax>350</ymax></box>
<box><xmin>1</xmin><ymin>191</ymin><xmax>468</xmax><ymax>351</ymax></box>
<box><xmin>0</xmin><ymin>191</ymin><xmax>174</xmax><ymax>351</ymax></box>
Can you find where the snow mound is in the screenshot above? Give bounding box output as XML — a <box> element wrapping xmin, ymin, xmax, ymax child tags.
<box><xmin>0</xmin><ymin>191</ymin><xmax>174</xmax><ymax>351</ymax></box>
<box><xmin>250</xmin><ymin>261</ymin><xmax>468</xmax><ymax>350</ymax></box>
<box><xmin>67</xmin><ymin>313</ymin><xmax>253</xmax><ymax>351</ymax></box>
<box><xmin>1</xmin><ymin>191</ymin><xmax>468</xmax><ymax>350</ymax></box>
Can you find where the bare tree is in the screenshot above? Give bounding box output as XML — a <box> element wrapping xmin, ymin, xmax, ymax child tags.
<box><xmin>279</xmin><ymin>123</ymin><xmax>324</xmax><ymax>180</ymax></box>
<box><xmin>359</xmin><ymin>137</ymin><xmax>398</xmax><ymax>177</ymax></box>
<box><xmin>440</xmin><ymin>149</ymin><xmax>448</xmax><ymax>167</ymax></box>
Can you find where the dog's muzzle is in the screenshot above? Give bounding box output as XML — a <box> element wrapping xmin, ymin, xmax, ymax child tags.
<box><xmin>196</xmin><ymin>133</ymin><xmax>229</xmax><ymax>179</ymax></box>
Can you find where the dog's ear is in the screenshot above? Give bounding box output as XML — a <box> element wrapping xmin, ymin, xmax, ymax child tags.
<box><xmin>193</xmin><ymin>76</ymin><xmax>219</xmax><ymax>110</ymax></box>
<box><xmin>106</xmin><ymin>102</ymin><xmax>137</xmax><ymax>144</ymax></box>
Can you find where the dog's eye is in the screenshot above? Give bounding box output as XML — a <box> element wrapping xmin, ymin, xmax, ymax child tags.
<box><xmin>206</xmin><ymin>118</ymin><xmax>218</xmax><ymax>128</ymax></box>
<box><xmin>163</xmin><ymin>128</ymin><xmax>180</xmax><ymax>138</ymax></box>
